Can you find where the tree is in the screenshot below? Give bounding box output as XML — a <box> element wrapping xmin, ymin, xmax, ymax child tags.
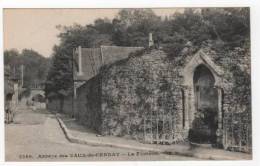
<box><xmin>201</xmin><ymin>8</ymin><xmax>250</xmax><ymax>48</ymax></box>
<box><xmin>45</xmin><ymin>22</ymin><xmax>114</xmax><ymax>98</ymax></box>
<box><xmin>4</xmin><ymin>49</ymin><xmax>20</xmax><ymax>65</ymax></box>
<box><xmin>45</xmin><ymin>46</ymin><xmax>73</xmax><ymax>98</ymax></box>
<box><xmin>112</xmin><ymin>9</ymin><xmax>161</xmax><ymax>47</ymax></box>
<box><xmin>20</xmin><ymin>49</ymin><xmax>50</xmax><ymax>87</ymax></box>
<box><xmin>4</xmin><ymin>49</ymin><xmax>50</xmax><ymax>88</ymax></box>
<box><xmin>159</xmin><ymin>9</ymin><xmax>211</xmax><ymax>56</ymax></box>
<box><xmin>45</xmin><ymin>8</ymin><xmax>250</xmax><ymax>99</ymax></box>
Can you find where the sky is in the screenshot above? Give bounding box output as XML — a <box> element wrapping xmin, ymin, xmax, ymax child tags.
<box><xmin>3</xmin><ymin>8</ymin><xmax>183</xmax><ymax>57</ymax></box>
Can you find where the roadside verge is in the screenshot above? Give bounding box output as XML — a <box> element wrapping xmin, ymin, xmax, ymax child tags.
<box><xmin>56</xmin><ymin>114</ymin><xmax>252</xmax><ymax>160</ymax></box>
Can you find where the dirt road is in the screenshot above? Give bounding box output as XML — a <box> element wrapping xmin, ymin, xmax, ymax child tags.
<box><xmin>5</xmin><ymin>107</ymin><xmax>198</xmax><ymax>161</ymax></box>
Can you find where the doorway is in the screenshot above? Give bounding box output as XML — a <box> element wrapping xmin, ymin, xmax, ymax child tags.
<box><xmin>189</xmin><ymin>65</ymin><xmax>218</xmax><ymax>144</ymax></box>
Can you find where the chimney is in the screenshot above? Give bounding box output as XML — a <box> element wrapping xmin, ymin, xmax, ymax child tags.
<box><xmin>148</xmin><ymin>33</ymin><xmax>154</xmax><ymax>48</ymax></box>
<box><xmin>78</xmin><ymin>46</ymin><xmax>83</xmax><ymax>75</ymax></box>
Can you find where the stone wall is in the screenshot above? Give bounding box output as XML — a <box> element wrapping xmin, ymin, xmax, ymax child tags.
<box><xmin>100</xmin><ymin>49</ymin><xmax>185</xmax><ymax>140</ymax></box>
<box><xmin>74</xmin><ymin>76</ymin><xmax>102</xmax><ymax>133</ymax></box>
<box><xmin>46</xmin><ymin>96</ymin><xmax>73</xmax><ymax>114</ymax></box>
<box><xmin>46</xmin><ymin>46</ymin><xmax>251</xmax><ymax>150</ymax></box>
<box><xmin>62</xmin><ymin>95</ymin><xmax>74</xmax><ymax>117</ymax></box>
<box><xmin>100</xmin><ymin>47</ymin><xmax>251</xmax><ymax>145</ymax></box>
<box><xmin>46</xmin><ymin>98</ymin><xmax>61</xmax><ymax>112</ymax></box>
<box><xmin>46</xmin><ymin>77</ymin><xmax>102</xmax><ymax>133</ymax></box>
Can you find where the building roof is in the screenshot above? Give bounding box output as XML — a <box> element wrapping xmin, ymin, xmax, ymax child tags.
<box><xmin>73</xmin><ymin>45</ymin><xmax>143</xmax><ymax>81</ymax></box>
<box><xmin>101</xmin><ymin>46</ymin><xmax>143</xmax><ymax>66</ymax></box>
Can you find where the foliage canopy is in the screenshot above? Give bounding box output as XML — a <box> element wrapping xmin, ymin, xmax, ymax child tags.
<box><xmin>45</xmin><ymin>8</ymin><xmax>250</xmax><ymax>99</ymax></box>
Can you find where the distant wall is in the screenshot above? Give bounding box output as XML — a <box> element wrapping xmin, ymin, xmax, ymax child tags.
<box><xmin>46</xmin><ymin>95</ymin><xmax>73</xmax><ymax>116</ymax></box>
<box><xmin>46</xmin><ymin>76</ymin><xmax>102</xmax><ymax>133</ymax></box>
<box><xmin>75</xmin><ymin>76</ymin><xmax>102</xmax><ymax>132</ymax></box>
<box><xmin>62</xmin><ymin>95</ymin><xmax>74</xmax><ymax>117</ymax></box>
<box><xmin>46</xmin><ymin>98</ymin><xmax>61</xmax><ymax>112</ymax></box>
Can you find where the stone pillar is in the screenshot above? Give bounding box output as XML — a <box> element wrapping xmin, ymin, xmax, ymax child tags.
<box><xmin>215</xmin><ymin>85</ymin><xmax>223</xmax><ymax>147</ymax></box>
<box><xmin>217</xmin><ymin>87</ymin><xmax>223</xmax><ymax>129</ymax></box>
<box><xmin>182</xmin><ymin>86</ymin><xmax>190</xmax><ymax>130</ymax></box>
<box><xmin>188</xmin><ymin>86</ymin><xmax>196</xmax><ymax>128</ymax></box>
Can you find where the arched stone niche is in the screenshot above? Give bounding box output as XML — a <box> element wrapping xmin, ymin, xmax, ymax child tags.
<box><xmin>181</xmin><ymin>49</ymin><xmax>224</xmax><ymax>145</ymax></box>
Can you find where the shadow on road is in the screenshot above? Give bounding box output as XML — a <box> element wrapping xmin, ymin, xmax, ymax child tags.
<box><xmin>12</xmin><ymin>107</ymin><xmax>54</xmax><ymax>125</ymax></box>
<box><xmin>59</xmin><ymin>114</ymin><xmax>98</xmax><ymax>134</ymax></box>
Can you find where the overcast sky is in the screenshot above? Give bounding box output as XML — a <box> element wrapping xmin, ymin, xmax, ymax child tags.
<box><xmin>4</xmin><ymin>8</ymin><xmax>183</xmax><ymax>57</ymax></box>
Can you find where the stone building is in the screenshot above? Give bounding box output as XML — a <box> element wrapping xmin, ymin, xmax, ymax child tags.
<box><xmin>4</xmin><ymin>66</ymin><xmax>20</xmax><ymax>123</ymax></box>
<box><xmin>72</xmin><ymin>46</ymin><xmax>143</xmax><ymax>132</ymax></box>
<box><xmin>47</xmin><ymin>42</ymin><xmax>251</xmax><ymax>152</ymax></box>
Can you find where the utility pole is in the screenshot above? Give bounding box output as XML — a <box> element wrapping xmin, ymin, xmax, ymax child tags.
<box><xmin>148</xmin><ymin>33</ymin><xmax>154</xmax><ymax>48</ymax></box>
<box><xmin>13</xmin><ymin>66</ymin><xmax>16</xmax><ymax>78</ymax></box>
<box><xmin>72</xmin><ymin>49</ymin><xmax>75</xmax><ymax>118</ymax></box>
<box><xmin>21</xmin><ymin>65</ymin><xmax>24</xmax><ymax>87</ymax></box>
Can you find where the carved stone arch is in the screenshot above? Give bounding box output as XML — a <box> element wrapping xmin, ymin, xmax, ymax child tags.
<box><xmin>182</xmin><ymin>50</ymin><xmax>224</xmax><ymax>87</ymax></box>
<box><xmin>181</xmin><ymin>49</ymin><xmax>224</xmax><ymax>145</ymax></box>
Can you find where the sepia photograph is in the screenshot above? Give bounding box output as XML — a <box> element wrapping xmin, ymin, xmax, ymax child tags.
<box><xmin>3</xmin><ymin>7</ymin><xmax>252</xmax><ymax>162</ymax></box>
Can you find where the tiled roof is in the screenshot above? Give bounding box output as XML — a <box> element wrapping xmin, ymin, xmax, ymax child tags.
<box><xmin>74</xmin><ymin>48</ymin><xmax>101</xmax><ymax>81</ymax></box>
<box><xmin>101</xmin><ymin>46</ymin><xmax>143</xmax><ymax>66</ymax></box>
<box><xmin>73</xmin><ymin>45</ymin><xmax>143</xmax><ymax>81</ymax></box>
